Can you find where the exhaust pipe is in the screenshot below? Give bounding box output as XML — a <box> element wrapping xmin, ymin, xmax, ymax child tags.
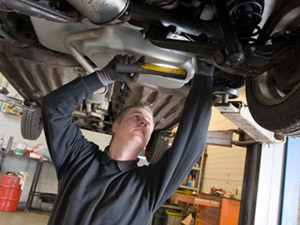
<box><xmin>66</xmin><ymin>0</ymin><xmax>130</xmax><ymax>24</ymax></box>
<box><xmin>0</xmin><ymin>0</ymin><xmax>76</xmax><ymax>23</ymax></box>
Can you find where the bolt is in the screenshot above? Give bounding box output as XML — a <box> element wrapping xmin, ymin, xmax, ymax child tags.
<box><xmin>214</xmin><ymin>52</ymin><xmax>224</xmax><ymax>65</ymax></box>
<box><xmin>229</xmin><ymin>53</ymin><xmax>245</xmax><ymax>66</ymax></box>
<box><xmin>222</xmin><ymin>94</ymin><xmax>229</xmax><ymax>104</ymax></box>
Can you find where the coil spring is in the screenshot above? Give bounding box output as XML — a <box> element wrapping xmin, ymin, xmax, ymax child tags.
<box><xmin>227</xmin><ymin>0</ymin><xmax>264</xmax><ymax>44</ymax></box>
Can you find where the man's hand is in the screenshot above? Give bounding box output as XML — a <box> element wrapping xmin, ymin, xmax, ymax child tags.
<box><xmin>101</xmin><ymin>55</ymin><xmax>138</xmax><ymax>83</ymax></box>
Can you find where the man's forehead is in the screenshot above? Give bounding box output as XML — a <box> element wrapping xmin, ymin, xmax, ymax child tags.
<box><xmin>126</xmin><ymin>107</ymin><xmax>153</xmax><ymax>120</ymax></box>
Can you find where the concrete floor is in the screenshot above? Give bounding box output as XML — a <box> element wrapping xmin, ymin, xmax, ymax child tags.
<box><xmin>0</xmin><ymin>210</ymin><xmax>50</xmax><ymax>225</ymax></box>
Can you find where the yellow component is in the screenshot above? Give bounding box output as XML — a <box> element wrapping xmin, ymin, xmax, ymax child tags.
<box><xmin>141</xmin><ymin>63</ymin><xmax>187</xmax><ymax>76</ymax></box>
<box><xmin>176</xmin><ymin>189</ymin><xmax>193</xmax><ymax>195</ymax></box>
<box><xmin>183</xmin><ymin>189</ymin><xmax>193</xmax><ymax>195</ymax></box>
<box><xmin>166</xmin><ymin>210</ymin><xmax>181</xmax><ymax>216</ymax></box>
<box><xmin>175</xmin><ymin>190</ymin><xmax>185</xmax><ymax>194</ymax></box>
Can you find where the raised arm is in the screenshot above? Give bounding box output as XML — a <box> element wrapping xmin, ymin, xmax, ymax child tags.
<box><xmin>42</xmin><ymin>72</ymin><xmax>107</xmax><ymax>177</ymax></box>
<box><xmin>144</xmin><ymin>62</ymin><xmax>214</xmax><ymax>211</ymax></box>
<box><xmin>42</xmin><ymin>55</ymin><xmax>137</xmax><ymax>178</ymax></box>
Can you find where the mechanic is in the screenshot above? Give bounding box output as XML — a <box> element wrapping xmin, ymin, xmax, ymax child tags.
<box><xmin>42</xmin><ymin>55</ymin><xmax>213</xmax><ymax>225</ymax></box>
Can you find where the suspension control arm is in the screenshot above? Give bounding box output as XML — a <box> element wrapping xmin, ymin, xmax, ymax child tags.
<box><xmin>211</xmin><ymin>0</ymin><xmax>245</xmax><ymax>66</ymax></box>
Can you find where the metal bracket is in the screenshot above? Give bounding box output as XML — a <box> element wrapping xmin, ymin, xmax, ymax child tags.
<box><xmin>215</xmin><ymin>101</ymin><xmax>283</xmax><ymax>143</ymax></box>
<box><xmin>207</xmin><ymin>129</ymin><xmax>259</xmax><ymax>147</ymax></box>
<box><xmin>206</xmin><ymin>130</ymin><xmax>235</xmax><ymax>147</ymax></box>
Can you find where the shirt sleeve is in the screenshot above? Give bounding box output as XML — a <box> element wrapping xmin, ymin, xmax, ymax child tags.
<box><xmin>144</xmin><ymin>71</ymin><xmax>213</xmax><ymax>212</ymax></box>
<box><xmin>42</xmin><ymin>72</ymin><xmax>109</xmax><ymax>178</ymax></box>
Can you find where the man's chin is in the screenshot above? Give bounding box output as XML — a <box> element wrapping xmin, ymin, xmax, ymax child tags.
<box><xmin>131</xmin><ymin>136</ymin><xmax>146</xmax><ymax>146</ymax></box>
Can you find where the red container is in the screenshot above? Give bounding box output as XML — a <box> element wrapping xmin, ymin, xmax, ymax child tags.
<box><xmin>0</xmin><ymin>174</ymin><xmax>22</xmax><ymax>212</ymax></box>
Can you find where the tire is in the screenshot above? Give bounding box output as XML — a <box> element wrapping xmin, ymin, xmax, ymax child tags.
<box><xmin>21</xmin><ymin>106</ymin><xmax>43</xmax><ymax>140</ymax></box>
<box><xmin>246</xmin><ymin>1</ymin><xmax>300</xmax><ymax>136</ymax></box>
<box><xmin>146</xmin><ymin>131</ymin><xmax>171</xmax><ymax>164</ymax></box>
<box><xmin>246</xmin><ymin>76</ymin><xmax>300</xmax><ymax>136</ymax></box>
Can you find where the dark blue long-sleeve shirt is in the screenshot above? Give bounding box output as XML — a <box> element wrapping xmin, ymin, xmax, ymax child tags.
<box><xmin>42</xmin><ymin>71</ymin><xmax>212</xmax><ymax>225</ymax></box>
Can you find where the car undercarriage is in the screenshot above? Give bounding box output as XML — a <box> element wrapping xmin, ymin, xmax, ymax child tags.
<box><xmin>0</xmin><ymin>0</ymin><xmax>299</xmax><ymax>161</ymax></box>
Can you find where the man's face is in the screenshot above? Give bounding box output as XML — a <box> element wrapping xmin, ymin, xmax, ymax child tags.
<box><xmin>112</xmin><ymin>107</ymin><xmax>154</xmax><ymax>148</ymax></box>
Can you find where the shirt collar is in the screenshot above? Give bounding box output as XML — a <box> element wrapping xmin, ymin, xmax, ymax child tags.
<box><xmin>101</xmin><ymin>146</ymin><xmax>139</xmax><ymax>172</ymax></box>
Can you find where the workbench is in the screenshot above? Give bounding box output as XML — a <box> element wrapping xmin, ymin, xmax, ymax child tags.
<box><xmin>176</xmin><ymin>193</ymin><xmax>240</xmax><ymax>225</ymax></box>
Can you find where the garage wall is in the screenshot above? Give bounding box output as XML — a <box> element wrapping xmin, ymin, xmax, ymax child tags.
<box><xmin>202</xmin><ymin>145</ymin><xmax>246</xmax><ymax>197</ymax></box>
<box><xmin>201</xmin><ymin>91</ymin><xmax>247</xmax><ymax>198</ymax></box>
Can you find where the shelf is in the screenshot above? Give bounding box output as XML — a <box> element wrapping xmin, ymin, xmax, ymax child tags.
<box><xmin>162</xmin><ymin>204</ymin><xmax>182</xmax><ymax>210</ymax></box>
<box><xmin>175</xmin><ymin>194</ymin><xmax>221</xmax><ymax>208</ymax></box>
<box><xmin>179</xmin><ymin>185</ymin><xmax>198</xmax><ymax>191</ymax></box>
<box><xmin>0</xmin><ymin>151</ymin><xmax>52</xmax><ymax>164</ymax></box>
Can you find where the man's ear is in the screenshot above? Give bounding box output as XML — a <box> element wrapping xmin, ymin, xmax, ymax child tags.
<box><xmin>112</xmin><ymin>122</ymin><xmax>120</xmax><ymax>134</ymax></box>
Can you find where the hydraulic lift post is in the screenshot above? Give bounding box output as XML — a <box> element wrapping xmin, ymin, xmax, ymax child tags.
<box><xmin>214</xmin><ymin>100</ymin><xmax>300</xmax><ymax>225</ymax></box>
<box><xmin>239</xmin><ymin>142</ymin><xmax>286</xmax><ymax>225</ymax></box>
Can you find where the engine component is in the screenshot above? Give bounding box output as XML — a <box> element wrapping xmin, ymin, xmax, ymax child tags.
<box><xmin>114</xmin><ymin>62</ymin><xmax>187</xmax><ymax>80</ymax></box>
<box><xmin>66</xmin><ymin>0</ymin><xmax>130</xmax><ymax>24</ymax></box>
<box><xmin>227</xmin><ymin>0</ymin><xmax>264</xmax><ymax>44</ymax></box>
<box><xmin>0</xmin><ymin>0</ymin><xmax>76</xmax><ymax>23</ymax></box>
<box><xmin>131</xmin><ymin>1</ymin><xmax>222</xmax><ymax>38</ymax></box>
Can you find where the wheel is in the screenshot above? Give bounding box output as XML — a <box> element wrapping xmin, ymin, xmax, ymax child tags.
<box><xmin>246</xmin><ymin>1</ymin><xmax>300</xmax><ymax>136</ymax></box>
<box><xmin>146</xmin><ymin>130</ymin><xmax>171</xmax><ymax>164</ymax></box>
<box><xmin>21</xmin><ymin>106</ymin><xmax>43</xmax><ymax>140</ymax></box>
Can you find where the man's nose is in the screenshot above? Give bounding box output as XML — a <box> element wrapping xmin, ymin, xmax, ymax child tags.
<box><xmin>139</xmin><ymin>120</ymin><xmax>147</xmax><ymax>127</ymax></box>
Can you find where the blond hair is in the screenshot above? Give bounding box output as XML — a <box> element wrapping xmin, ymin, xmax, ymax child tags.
<box><xmin>114</xmin><ymin>102</ymin><xmax>153</xmax><ymax>123</ymax></box>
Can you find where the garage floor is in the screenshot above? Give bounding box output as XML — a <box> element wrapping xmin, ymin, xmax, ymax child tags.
<box><xmin>0</xmin><ymin>210</ymin><xmax>49</xmax><ymax>225</ymax></box>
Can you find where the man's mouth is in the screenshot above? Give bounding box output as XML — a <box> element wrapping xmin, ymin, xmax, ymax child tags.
<box><xmin>133</xmin><ymin>129</ymin><xmax>144</xmax><ymax>135</ymax></box>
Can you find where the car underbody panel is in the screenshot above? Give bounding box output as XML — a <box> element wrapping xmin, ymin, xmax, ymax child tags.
<box><xmin>0</xmin><ymin>40</ymin><xmax>83</xmax><ymax>103</ymax></box>
<box><xmin>0</xmin><ymin>38</ymin><xmax>189</xmax><ymax>132</ymax></box>
<box><xmin>30</xmin><ymin>17</ymin><xmax>193</xmax><ymax>89</ymax></box>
